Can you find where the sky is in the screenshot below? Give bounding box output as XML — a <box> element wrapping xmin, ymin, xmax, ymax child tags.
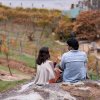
<box><xmin>0</xmin><ymin>0</ymin><xmax>80</xmax><ymax>10</ymax></box>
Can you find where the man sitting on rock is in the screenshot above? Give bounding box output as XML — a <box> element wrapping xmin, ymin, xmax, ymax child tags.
<box><xmin>57</xmin><ymin>38</ymin><xmax>88</xmax><ymax>83</ymax></box>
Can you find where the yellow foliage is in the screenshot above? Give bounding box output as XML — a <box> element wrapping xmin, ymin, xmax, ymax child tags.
<box><xmin>1</xmin><ymin>44</ymin><xmax>8</xmax><ymax>54</ymax></box>
<box><xmin>2</xmin><ymin>34</ymin><xmax>6</xmax><ymax>43</ymax></box>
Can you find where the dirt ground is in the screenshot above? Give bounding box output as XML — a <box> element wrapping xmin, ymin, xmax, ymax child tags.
<box><xmin>0</xmin><ymin>58</ymin><xmax>35</xmax><ymax>81</ymax></box>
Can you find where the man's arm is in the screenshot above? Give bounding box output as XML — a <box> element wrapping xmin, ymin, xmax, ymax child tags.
<box><xmin>60</xmin><ymin>54</ymin><xmax>65</xmax><ymax>71</ymax></box>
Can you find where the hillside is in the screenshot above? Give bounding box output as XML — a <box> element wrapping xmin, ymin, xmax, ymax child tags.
<box><xmin>0</xmin><ymin>5</ymin><xmax>100</xmax><ymax>97</ymax></box>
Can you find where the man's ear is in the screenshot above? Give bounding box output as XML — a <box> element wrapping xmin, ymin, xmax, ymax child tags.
<box><xmin>68</xmin><ymin>46</ymin><xmax>72</xmax><ymax>50</ymax></box>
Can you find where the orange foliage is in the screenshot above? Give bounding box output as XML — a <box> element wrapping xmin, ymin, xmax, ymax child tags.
<box><xmin>10</xmin><ymin>39</ymin><xmax>16</xmax><ymax>47</ymax></box>
<box><xmin>73</xmin><ymin>10</ymin><xmax>100</xmax><ymax>40</ymax></box>
<box><xmin>1</xmin><ymin>44</ymin><xmax>8</xmax><ymax>54</ymax></box>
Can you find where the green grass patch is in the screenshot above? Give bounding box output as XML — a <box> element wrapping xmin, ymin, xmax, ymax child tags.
<box><xmin>0</xmin><ymin>65</ymin><xmax>27</xmax><ymax>75</ymax></box>
<box><xmin>0</xmin><ymin>79</ymin><xmax>27</xmax><ymax>92</ymax></box>
<box><xmin>14</xmin><ymin>54</ymin><xmax>35</xmax><ymax>68</ymax></box>
<box><xmin>0</xmin><ymin>53</ymin><xmax>5</xmax><ymax>58</ymax></box>
<box><xmin>89</xmin><ymin>73</ymin><xmax>100</xmax><ymax>80</ymax></box>
<box><xmin>0</xmin><ymin>52</ymin><xmax>35</xmax><ymax>68</ymax></box>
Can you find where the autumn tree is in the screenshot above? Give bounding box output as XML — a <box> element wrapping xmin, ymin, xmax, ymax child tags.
<box><xmin>55</xmin><ymin>15</ymin><xmax>71</xmax><ymax>41</ymax></box>
<box><xmin>73</xmin><ymin>10</ymin><xmax>100</xmax><ymax>41</ymax></box>
<box><xmin>0</xmin><ymin>35</ymin><xmax>12</xmax><ymax>76</ymax></box>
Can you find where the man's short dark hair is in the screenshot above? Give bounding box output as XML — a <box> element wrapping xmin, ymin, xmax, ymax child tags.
<box><xmin>67</xmin><ymin>38</ymin><xmax>79</xmax><ymax>50</ymax></box>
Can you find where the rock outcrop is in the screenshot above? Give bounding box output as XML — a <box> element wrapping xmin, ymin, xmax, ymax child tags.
<box><xmin>1</xmin><ymin>80</ymin><xmax>100</xmax><ymax>100</ymax></box>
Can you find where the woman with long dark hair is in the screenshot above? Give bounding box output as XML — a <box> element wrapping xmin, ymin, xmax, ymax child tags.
<box><xmin>33</xmin><ymin>47</ymin><xmax>55</xmax><ymax>85</ymax></box>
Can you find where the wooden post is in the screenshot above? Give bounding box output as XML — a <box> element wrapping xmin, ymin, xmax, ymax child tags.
<box><xmin>19</xmin><ymin>40</ymin><xmax>23</xmax><ymax>55</ymax></box>
<box><xmin>87</xmin><ymin>44</ymin><xmax>90</xmax><ymax>56</ymax></box>
<box><xmin>34</xmin><ymin>48</ymin><xmax>37</xmax><ymax>68</ymax></box>
<box><xmin>6</xmin><ymin>53</ymin><xmax>12</xmax><ymax>76</ymax></box>
<box><xmin>95</xmin><ymin>57</ymin><xmax>99</xmax><ymax>79</ymax></box>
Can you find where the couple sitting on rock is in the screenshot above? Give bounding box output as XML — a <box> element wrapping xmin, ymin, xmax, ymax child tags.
<box><xmin>33</xmin><ymin>38</ymin><xmax>88</xmax><ymax>85</ymax></box>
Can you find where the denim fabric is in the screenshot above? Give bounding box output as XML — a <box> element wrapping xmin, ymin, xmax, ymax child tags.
<box><xmin>60</xmin><ymin>50</ymin><xmax>87</xmax><ymax>83</ymax></box>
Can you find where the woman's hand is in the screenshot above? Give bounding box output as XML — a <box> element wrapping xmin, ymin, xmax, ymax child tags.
<box><xmin>54</xmin><ymin>67</ymin><xmax>62</xmax><ymax>73</ymax></box>
<box><xmin>54</xmin><ymin>67</ymin><xmax>62</xmax><ymax>82</ymax></box>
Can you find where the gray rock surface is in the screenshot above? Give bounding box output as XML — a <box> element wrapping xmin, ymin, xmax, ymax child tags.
<box><xmin>0</xmin><ymin>80</ymin><xmax>100</xmax><ymax>100</ymax></box>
